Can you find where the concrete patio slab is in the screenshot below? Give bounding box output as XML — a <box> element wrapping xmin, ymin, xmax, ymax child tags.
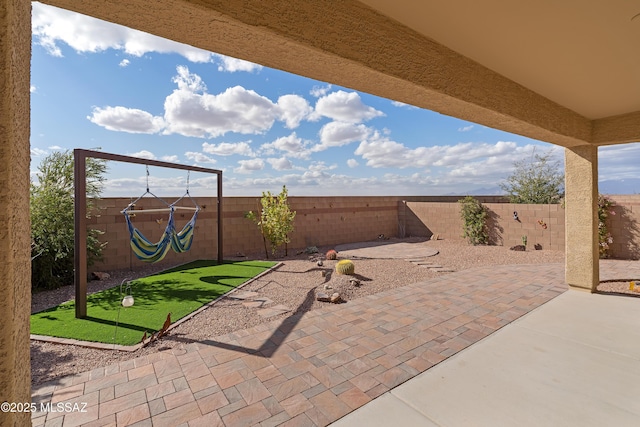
<box><xmin>333</xmin><ymin>291</ymin><xmax>640</xmax><ymax>427</ymax></box>
<box><xmin>517</xmin><ymin>290</ymin><xmax>640</xmax><ymax>359</ymax></box>
<box><xmin>330</xmin><ymin>393</ymin><xmax>440</xmax><ymax>427</ymax></box>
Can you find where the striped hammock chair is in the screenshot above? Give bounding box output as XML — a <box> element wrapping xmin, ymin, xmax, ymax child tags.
<box><xmin>122</xmin><ymin>191</ymin><xmax>200</xmax><ymax>263</ymax></box>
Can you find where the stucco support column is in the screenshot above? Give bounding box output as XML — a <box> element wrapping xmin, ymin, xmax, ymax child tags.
<box><xmin>565</xmin><ymin>145</ymin><xmax>599</xmax><ymax>292</ymax></box>
<box><xmin>0</xmin><ymin>0</ymin><xmax>32</xmax><ymax>425</ymax></box>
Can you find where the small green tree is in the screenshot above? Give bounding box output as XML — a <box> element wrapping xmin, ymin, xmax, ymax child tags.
<box><xmin>245</xmin><ymin>185</ymin><xmax>296</xmax><ymax>258</ymax></box>
<box><xmin>31</xmin><ymin>150</ymin><xmax>107</xmax><ymax>290</ymax></box>
<box><xmin>500</xmin><ymin>148</ymin><xmax>564</xmax><ymax>204</ymax></box>
<box><xmin>459</xmin><ymin>196</ymin><xmax>489</xmax><ymax>245</ymax></box>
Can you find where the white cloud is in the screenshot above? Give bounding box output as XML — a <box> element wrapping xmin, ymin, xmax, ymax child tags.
<box><xmin>599</xmin><ymin>143</ymin><xmax>640</xmax><ymax>181</ymax></box>
<box><xmin>310</xmin><ymin>84</ymin><xmax>332</xmax><ymax>97</ymax></box>
<box><xmin>260</xmin><ymin>133</ymin><xmax>310</xmax><ymax>159</ymax></box>
<box><xmin>309</xmin><ymin>161</ymin><xmax>337</xmax><ymax>172</ymax></box>
<box><xmin>30</xmin><ymin>85</ymin><xmax>37</xmax><ymax>93</ymax></box>
<box><xmin>163</xmin><ymin>68</ymin><xmax>281</xmax><ymax>138</ymax></box>
<box><xmin>355</xmin><ymin>134</ymin><xmax>542</xmax><ymax>171</ymax></box>
<box><xmin>385</xmin><ymin>172</ymin><xmax>435</xmax><ymax>184</ymax></box>
<box><xmin>267</xmin><ymin>157</ymin><xmax>293</xmax><ymax>170</ymax></box>
<box><xmin>87</xmin><ymin>67</ymin><xmax>317</xmax><ymax>139</ymax></box>
<box><xmin>355</xmin><ymin>139</ymin><xmax>407</xmax><ymax>168</ymax></box>
<box><xmin>88</xmin><ymin>106</ymin><xmax>165</xmax><ymax>134</ymax></box>
<box><xmin>235</xmin><ymin>158</ymin><xmax>265</xmax><ymax>174</ymax></box>
<box><xmin>31</xmin><ymin>148</ymin><xmax>48</xmax><ymax>157</ymax></box>
<box><xmin>32</xmin><ymin>3</ymin><xmax>214</xmax><ymax>62</ymax></box>
<box><xmin>48</xmin><ymin>145</ymin><xmax>62</xmax><ymax>150</ymax></box>
<box><xmin>431</xmin><ymin>141</ymin><xmax>518</xmax><ymax>167</ymax></box>
<box><xmin>128</xmin><ymin>150</ymin><xmax>156</xmax><ymax>160</ymax></box>
<box><xmin>390</xmin><ymin>100</ymin><xmax>416</xmax><ymax>109</ymax></box>
<box><xmin>315</xmin><ymin>91</ymin><xmax>384</xmax><ymax>123</ymax></box>
<box><xmin>119</xmin><ymin>59</ymin><xmax>130</xmax><ymax>67</ymax></box>
<box><xmin>216</xmin><ymin>54</ymin><xmax>263</xmax><ymax>73</ymax></box>
<box><xmin>172</xmin><ymin>65</ymin><xmax>207</xmax><ymax>92</ymax></box>
<box><xmin>276</xmin><ymin>95</ymin><xmax>314</xmax><ymax>129</ymax></box>
<box><xmin>313</xmin><ymin>121</ymin><xmax>370</xmax><ymax>152</ymax></box>
<box><xmin>161</xmin><ymin>155</ymin><xmax>179</xmax><ymax>162</ymax></box>
<box><xmin>185</xmin><ymin>152</ymin><xmax>217</xmax><ymax>164</ymax></box>
<box><xmin>440</xmin><ymin>145</ymin><xmax>562</xmax><ymax>188</ymax></box>
<box><xmin>458</xmin><ymin>125</ymin><xmax>474</xmax><ymax>132</ymax></box>
<box><xmin>347</xmin><ymin>159</ymin><xmax>359</xmax><ymax>168</ymax></box>
<box><xmin>107</xmin><ymin>176</ymin><xmax>194</xmax><ymax>197</ymax></box>
<box><xmin>202</xmin><ymin>141</ymin><xmax>254</xmax><ymax>157</ymax></box>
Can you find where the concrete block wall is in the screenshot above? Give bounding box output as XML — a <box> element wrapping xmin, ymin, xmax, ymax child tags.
<box><xmin>89</xmin><ymin>196</ymin><xmax>400</xmax><ymax>271</ymax></box>
<box><xmin>401</xmin><ymin>200</ymin><xmax>565</xmax><ymax>251</ymax></box>
<box><xmin>606</xmin><ymin>195</ymin><xmax>640</xmax><ymax>260</ymax></box>
<box><xmin>88</xmin><ymin>194</ymin><xmax>640</xmax><ymax>271</ymax></box>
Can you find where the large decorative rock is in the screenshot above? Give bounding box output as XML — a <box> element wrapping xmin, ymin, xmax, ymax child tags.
<box><xmin>316</xmin><ymin>292</ymin><xmax>331</xmax><ymax>302</ymax></box>
<box><xmin>91</xmin><ymin>272</ymin><xmax>110</xmax><ymax>280</ymax></box>
<box><xmin>510</xmin><ymin>245</ymin><xmax>526</xmax><ymax>251</ymax></box>
<box><xmin>330</xmin><ymin>293</ymin><xmax>342</xmax><ymax>303</ymax></box>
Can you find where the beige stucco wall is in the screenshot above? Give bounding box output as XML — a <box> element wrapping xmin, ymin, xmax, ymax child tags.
<box><xmin>565</xmin><ymin>146</ymin><xmax>599</xmax><ymax>291</ymax></box>
<box><xmin>0</xmin><ymin>0</ymin><xmax>32</xmax><ymax>425</ymax></box>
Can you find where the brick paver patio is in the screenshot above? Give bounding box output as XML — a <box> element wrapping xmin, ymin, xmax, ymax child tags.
<box><xmin>31</xmin><ymin>260</ymin><xmax>639</xmax><ymax>426</ymax></box>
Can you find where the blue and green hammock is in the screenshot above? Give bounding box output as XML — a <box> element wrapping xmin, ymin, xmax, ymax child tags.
<box><xmin>122</xmin><ymin>192</ymin><xmax>200</xmax><ymax>263</ymax></box>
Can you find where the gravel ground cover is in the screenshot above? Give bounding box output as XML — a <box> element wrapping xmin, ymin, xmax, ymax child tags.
<box><xmin>597</xmin><ymin>280</ymin><xmax>640</xmax><ymax>296</ymax></box>
<box><xmin>31</xmin><ymin>238</ymin><xmax>566</xmax><ymax>385</ymax></box>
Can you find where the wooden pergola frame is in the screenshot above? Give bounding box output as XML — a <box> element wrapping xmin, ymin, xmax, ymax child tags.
<box><xmin>74</xmin><ymin>149</ymin><xmax>223</xmax><ymax>319</ymax></box>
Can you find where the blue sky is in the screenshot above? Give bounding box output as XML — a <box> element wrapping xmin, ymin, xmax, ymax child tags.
<box><xmin>30</xmin><ymin>3</ymin><xmax>639</xmax><ymax>197</ymax></box>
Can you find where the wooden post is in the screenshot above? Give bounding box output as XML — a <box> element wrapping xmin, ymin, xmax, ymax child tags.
<box><xmin>74</xmin><ymin>150</ymin><xmax>88</xmax><ymax>318</ymax></box>
<box><xmin>217</xmin><ymin>171</ymin><xmax>223</xmax><ymax>263</ymax></box>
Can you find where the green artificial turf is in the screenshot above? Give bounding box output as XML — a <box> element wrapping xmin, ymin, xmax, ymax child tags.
<box><xmin>31</xmin><ymin>260</ymin><xmax>276</xmax><ymax>346</ymax></box>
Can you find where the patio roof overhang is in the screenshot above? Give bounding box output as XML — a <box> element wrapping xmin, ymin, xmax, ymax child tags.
<box><xmin>39</xmin><ymin>0</ymin><xmax>640</xmax><ymax>148</ymax></box>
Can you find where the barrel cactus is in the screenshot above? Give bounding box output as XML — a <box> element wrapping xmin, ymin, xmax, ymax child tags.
<box><xmin>326</xmin><ymin>249</ymin><xmax>337</xmax><ymax>260</ymax></box>
<box><xmin>335</xmin><ymin>259</ymin><xmax>355</xmax><ymax>275</ymax></box>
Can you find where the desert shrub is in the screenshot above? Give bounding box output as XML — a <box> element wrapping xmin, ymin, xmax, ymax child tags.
<box><xmin>598</xmin><ymin>195</ymin><xmax>615</xmax><ymax>258</ymax></box>
<box><xmin>31</xmin><ymin>150</ymin><xmax>107</xmax><ymax>290</ymax></box>
<box><xmin>459</xmin><ymin>196</ymin><xmax>488</xmax><ymax>245</ymax></box>
<box><xmin>500</xmin><ymin>148</ymin><xmax>564</xmax><ymax>204</ymax></box>
<box><xmin>245</xmin><ymin>185</ymin><xmax>296</xmax><ymax>258</ymax></box>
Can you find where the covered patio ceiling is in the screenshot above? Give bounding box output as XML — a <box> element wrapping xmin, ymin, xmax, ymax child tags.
<box><xmin>40</xmin><ymin>0</ymin><xmax>640</xmax><ymax>147</ymax></box>
<box><xmin>361</xmin><ymin>0</ymin><xmax>640</xmax><ymax>121</ymax></box>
